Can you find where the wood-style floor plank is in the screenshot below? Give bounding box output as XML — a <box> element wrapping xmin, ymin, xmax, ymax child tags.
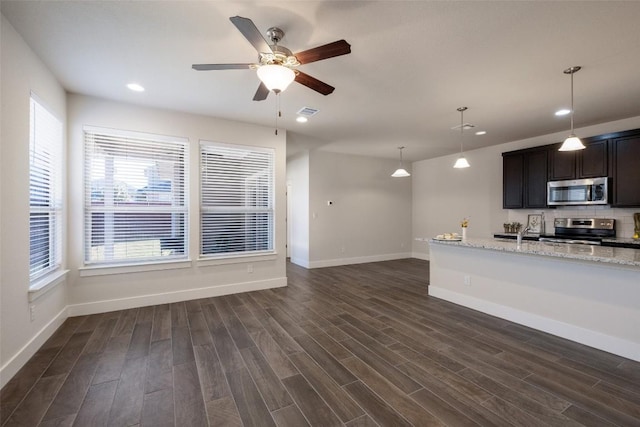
<box><xmin>2</xmin><ymin>258</ymin><xmax>639</xmax><ymax>427</ymax></box>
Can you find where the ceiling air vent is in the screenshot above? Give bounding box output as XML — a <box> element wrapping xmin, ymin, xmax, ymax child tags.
<box><xmin>451</xmin><ymin>123</ymin><xmax>475</xmax><ymax>131</ymax></box>
<box><xmin>297</xmin><ymin>107</ymin><xmax>319</xmax><ymax>117</ymax></box>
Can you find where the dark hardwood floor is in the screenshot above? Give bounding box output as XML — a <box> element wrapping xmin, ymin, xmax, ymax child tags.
<box><xmin>2</xmin><ymin>259</ymin><xmax>640</xmax><ymax>426</ymax></box>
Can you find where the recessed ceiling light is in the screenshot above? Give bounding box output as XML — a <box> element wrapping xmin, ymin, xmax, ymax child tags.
<box><xmin>296</xmin><ymin>116</ymin><xmax>308</xmax><ymax>123</ymax></box>
<box><xmin>475</xmin><ymin>131</ymin><xmax>487</xmax><ymax>136</ymax></box>
<box><xmin>555</xmin><ymin>109</ymin><xmax>570</xmax><ymax>116</ymax></box>
<box><xmin>127</xmin><ymin>83</ymin><xmax>145</xmax><ymax>92</ymax></box>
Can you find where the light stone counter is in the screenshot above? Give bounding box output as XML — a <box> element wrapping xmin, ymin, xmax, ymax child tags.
<box><xmin>430</xmin><ymin>237</ymin><xmax>640</xmax><ymax>268</ymax></box>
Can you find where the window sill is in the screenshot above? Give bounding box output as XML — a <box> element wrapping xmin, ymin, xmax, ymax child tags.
<box><xmin>197</xmin><ymin>252</ymin><xmax>278</xmax><ymax>267</ymax></box>
<box><xmin>29</xmin><ymin>269</ymin><xmax>69</xmax><ymax>302</ymax></box>
<box><xmin>79</xmin><ymin>259</ymin><xmax>192</xmax><ymax>277</ymax></box>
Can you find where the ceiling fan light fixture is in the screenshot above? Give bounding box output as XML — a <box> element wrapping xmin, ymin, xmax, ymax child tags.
<box><xmin>257</xmin><ymin>64</ymin><xmax>295</xmax><ymax>93</ymax></box>
<box><xmin>392</xmin><ymin>146</ymin><xmax>411</xmax><ymax>177</ymax></box>
<box><xmin>559</xmin><ymin>66</ymin><xmax>586</xmax><ymax>151</ymax></box>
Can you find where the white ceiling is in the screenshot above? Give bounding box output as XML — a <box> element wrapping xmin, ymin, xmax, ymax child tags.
<box><xmin>3</xmin><ymin>1</ymin><xmax>640</xmax><ymax>162</ymax></box>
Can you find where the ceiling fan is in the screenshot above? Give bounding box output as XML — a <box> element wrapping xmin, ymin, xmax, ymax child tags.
<box><xmin>192</xmin><ymin>16</ymin><xmax>351</xmax><ymax>101</ymax></box>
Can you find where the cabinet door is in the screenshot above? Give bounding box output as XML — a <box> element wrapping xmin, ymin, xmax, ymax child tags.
<box><xmin>503</xmin><ymin>153</ymin><xmax>523</xmax><ymax>208</ymax></box>
<box><xmin>549</xmin><ymin>148</ymin><xmax>576</xmax><ymax>180</ymax></box>
<box><xmin>579</xmin><ymin>140</ymin><xmax>608</xmax><ymax>178</ymax></box>
<box><xmin>612</xmin><ymin>136</ymin><xmax>640</xmax><ymax>206</ymax></box>
<box><xmin>525</xmin><ymin>149</ymin><xmax>548</xmax><ymax>208</ymax></box>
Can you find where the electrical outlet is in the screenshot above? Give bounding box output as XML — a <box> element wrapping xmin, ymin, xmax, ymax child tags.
<box><xmin>30</xmin><ymin>305</ymin><xmax>36</xmax><ymax>321</ymax></box>
<box><xmin>340</xmin><ymin>246</ymin><xmax>346</xmax><ymax>253</ymax></box>
<box><xmin>247</xmin><ymin>264</ymin><xmax>254</xmax><ymax>274</ymax></box>
<box><xmin>464</xmin><ymin>275</ymin><xmax>471</xmax><ymax>286</ymax></box>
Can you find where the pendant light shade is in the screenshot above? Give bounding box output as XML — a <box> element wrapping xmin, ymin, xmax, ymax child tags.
<box><xmin>391</xmin><ymin>146</ymin><xmax>411</xmax><ymax>177</ymax></box>
<box><xmin>257</xmin><ymin>64</ymin><xmax>296</xmax><ymax>93</ymax></box>
<box><xmin>559</xmin><ymin>66</ymin><xmax>586</xmax><ymax>151</ymax></box>
<box><xmin>453</xmin><ymin>156</ymin><xmax>471</xmax><ymax>169</ymax></box>
<box><xmin>454</xmin><ymin>107</ymin><xmax>470</xmax><ymax>168</ymax></box>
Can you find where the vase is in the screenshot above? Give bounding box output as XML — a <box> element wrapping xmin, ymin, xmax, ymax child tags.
<box><xmin>462</xmin><ymin>227</ymin><xmax>467</xmax><ymax>241</ymax></box>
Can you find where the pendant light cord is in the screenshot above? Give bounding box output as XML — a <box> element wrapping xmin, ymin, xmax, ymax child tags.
<box><xmin>570</xmin><ymin>70</ymin><xmax>575</xmax><ymax>134</ymax></box>
<box><xmin>460</xmin><ymin>109</ymin><xmax>464</xmax><ymax>154</ymax></box>
<box><xmin>457</xmin><ymin>106</ymin><xmax>467</xmax><ymax>155</ymax></box>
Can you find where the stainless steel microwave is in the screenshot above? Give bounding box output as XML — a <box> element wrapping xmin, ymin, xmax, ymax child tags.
<box><xmin>547</xmin><ymin>177</ymin><xmax>608</xmax><ymax>206</ymax></box>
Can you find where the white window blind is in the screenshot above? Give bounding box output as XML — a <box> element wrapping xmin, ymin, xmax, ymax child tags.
<box><xmin>200</xmin><ymin>141</ymin><xmax>275</xmax><ymax>257</ymax></box>
<box><xmin>84</xmin><ymin>127</ymin><xmax>188</xmax><ymax>265</ymax></box>
<box><xmin>29</xmin><ymin>95</ymin><xmax>63</xmax><ymax>282</ymax></box>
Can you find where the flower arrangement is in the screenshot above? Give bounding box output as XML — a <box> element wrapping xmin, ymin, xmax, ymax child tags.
<box><xmin>460</xmin><ymin>217</ymin><xmax>469</xmax><ymax>228</ymax></box>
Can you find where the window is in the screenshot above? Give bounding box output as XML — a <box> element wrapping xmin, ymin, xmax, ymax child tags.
<box><xmin>29</xmin><ymin>95</ymin><xmax>63</xmax><ymax>282</ymax></box>
<box><xmin>200</xmin><ymin>141</ymin><xmax>274</xmax><ymax>257</ymax></box>
<box><xmin>84</xmin><ymin>127</ymin><xmax>188</xmax><ymax>265</ymax></box>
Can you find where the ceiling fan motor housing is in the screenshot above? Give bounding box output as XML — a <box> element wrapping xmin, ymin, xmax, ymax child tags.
<box><xmin>260</xmin><ymin>45</ymin><xmax>300</xmax><ymax>68</ymax></box>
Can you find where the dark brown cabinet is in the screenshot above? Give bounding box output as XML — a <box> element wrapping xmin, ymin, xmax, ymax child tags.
<box><xmin>502</xmin><ymin>148</ymin><xmax>547</xmax><ymax>209</ymax></box>
<box><xmin>549</xmin><ymin>149</ymin><xmax>576</xmax><ymax>181</ymax></box>
<box><xmin>549</xmin><ymin>138</ymin><xmax>608</xmax><ymax>181</ymax></box>
<box><xmin>611</xmin><ymin>134</ymin><xmax>640</xmax><ymax>206</ymax></box>
<box><xmin>580</xmin><ymin>139</ymin><xmax>608</xmax><ymax>178</ymax></box>
<box><xmin>503</xmin><ymin>152</ymin><xmax>523</xmax><ymax>208</ymax></box>
<box><xmin>502</xmin><ymin>127</ymin><xmax>640</xmax><ymax>209</ymax></box>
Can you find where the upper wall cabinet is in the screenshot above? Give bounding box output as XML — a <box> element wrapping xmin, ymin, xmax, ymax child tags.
<box><xmin>549</xmin><ymin>138</ymin><xmax>608</xmax><ymax>181</ymax></box>
<box><xmin>503</xmin><ymin>127</ymin><xmax>640</xmax><ymax>209</ymax></box>
<box><xmin>502</xmin><ymin>147</ymin><xmax>548</xmax><ymax>209</ymax></box>
<box><xmin>611</xmin><ymin>132</ymin><xmax>640</xmax><ymax>207</ymax></box>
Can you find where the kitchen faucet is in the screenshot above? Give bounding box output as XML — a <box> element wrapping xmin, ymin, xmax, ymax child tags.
<box><xmin>517</xmin><ymin>226</ymin><xmax>531</xmax><ymax>246</ymax></box>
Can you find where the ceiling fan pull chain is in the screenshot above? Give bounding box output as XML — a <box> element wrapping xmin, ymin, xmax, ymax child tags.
<box><xmin>275</xmin><ymin>93</ymin><xmax>279</xmax><ymax>135</ymax></box>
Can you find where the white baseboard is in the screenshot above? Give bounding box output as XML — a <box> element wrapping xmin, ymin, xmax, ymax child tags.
<box><xmin>1</xmin><ymin>277</ymin><xmax>287</xmax><ymax>388</ymax></box>
<box><xmin>429</xmin><ymin>286</ymin><xmax>640</xmax><ymax>362</ymax></box>
<box><xmin>411</xmin><ymin>251</ymin><xmax>430</xmax><ymax>261</ymax></box>
<box><xmin>307</xmin><ymin>252</ymin><xmax>413</xmax><ymax>269</ymax></box>
<box><xmin>289</xmin><ymin>257</ymin><xmax>310</xmax><ymax>268</ymax></box>
<box><xmin>0</xmin><ymin>307</ymin><xmax>68</xmax><ymax>389</ymax></box>
<box><xmin>68</xmin><ymin>277</ymin><xmax>288</xmax><ymax>316</ymax></box>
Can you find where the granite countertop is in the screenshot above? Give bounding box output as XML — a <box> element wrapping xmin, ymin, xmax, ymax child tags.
<box><xmin>430</xmin><ymin>237</ymin><xmax>640</xmax><ymax>268</ymax></box>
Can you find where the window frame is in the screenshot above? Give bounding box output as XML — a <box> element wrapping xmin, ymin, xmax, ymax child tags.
<box><xmin>199</xmin><ymin>140</ymin><xmax>276</xmax><ymax>260</ymax></box>
<box><xmin>83</xmin><ymin>126</ymin><xmax>189</xmax><ymax>267</ymax></box>
<box><xmin>29</xmin><ymin>94</ymin><xmax>63</xmax><ymax>285</ymax></box>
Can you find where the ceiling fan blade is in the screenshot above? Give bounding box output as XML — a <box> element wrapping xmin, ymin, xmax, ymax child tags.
<box><xmin>229</xmin><ymin>16</ymin><xmax>273</xmax><ymax>54</ymax></box>
<box><xmin>192</xmin><ymin>63</ymin><xmax>253</xmax><ymax>71</ymax></box>
<box><xmin>295</xmin><ymin>71</ymin><xmax>335</xmax><ymax>96</ymax></box>
<box><xmin>253</xmin><ymin>82</ymin><xmax>270</xmax><ymax>101</ymax></box>
<box><xmin>294</xmin><ymin>40</ymin><xmax>351</xmax><ymax>65</ymax></box>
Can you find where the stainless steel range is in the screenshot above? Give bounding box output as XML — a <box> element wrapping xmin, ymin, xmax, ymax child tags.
<box><xmin>539</xmin><ymin>218</ymin><xmax>615</xmax><ymax>246</ymax></box>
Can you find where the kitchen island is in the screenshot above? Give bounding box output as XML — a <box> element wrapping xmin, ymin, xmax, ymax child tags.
<box><xmin>429</xmin><ymin>238</ymin><xmax>640</xmax><ymax>361</ymax></box>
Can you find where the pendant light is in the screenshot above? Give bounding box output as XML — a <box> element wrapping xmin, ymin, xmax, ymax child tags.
<box><xmin>453</xmin><ymin>107</ymin><xmax>471</xmax><ymax>168</ymax></box>
<box><xmin>391</xmin><ymin>146</ymin><xmax>410</xmax><ymax>177</ymax></box>
<box><xmin>559</xmin><ymin>66</ymin><xmax>586</xmax><ymax>151</ymax></box>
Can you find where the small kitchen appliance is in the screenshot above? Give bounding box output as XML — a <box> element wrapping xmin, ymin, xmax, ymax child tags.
<box><xmin>547</xmin><ymin>177</ymin><xmax>608</xmax><ymax>206</ymax></box>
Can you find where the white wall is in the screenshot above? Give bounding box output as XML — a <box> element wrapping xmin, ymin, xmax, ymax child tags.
<box><xmin>1</xmin><ymin>15</ymin><xmax>68</xmax><ymax>386</ymax></box>
<box><xmin>66</xmin><ymin>94</ymin><xmax>287</xmax><ymax>312</ymax></box>
<box><xmin>412</xmin><ymin>115</ymin><xmax>640</xmax><ymax>259</ymax></box>
<box><xmin>286</xmin><ymin>152</ymin><xmax>310</xmax><ymax>267</ymax></box>
<box><xmin>307</xmin><ymin>150</ymin><xmax>412</xmax><ymax>268</ymax></box>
